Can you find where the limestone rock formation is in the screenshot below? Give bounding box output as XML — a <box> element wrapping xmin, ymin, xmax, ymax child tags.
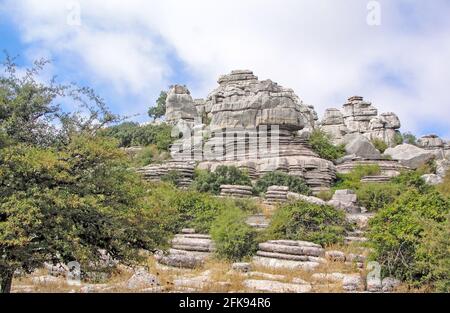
<box><xmin>160</xmin><ymin>70</ymin><xmax>337</xmax><ymax>193</ymax></box>
<box><xmin>320</xmin><ymin>96</ymin><xmax>401</xmax><ymax>147</ymax></box>
<box><xmin>155</xmin><ymin>230</ymin><xmax>215</xmax><ymax>269</ymax></box>
<box><xmin>327</xmin><ymin>190</ymin><xmax>360</xmax><ymax>214</ymax></box>
<box><xmin>343</xmin><ymin>133</ymin><xmax>381</xmax><ymax>159</ymax></box>
<box><xmin>220</xmin><ymin>185</ymin><xmax>253</xmax><ymax>198</ymax></box>
<box><xmin>253</xmin><ymin>240</ymin><xmax>325</xmax><ymax>271</ymax></box>
<box><xmin>384</xmin><ymin>144</ymin><xmax>435</xmax><ymax>169</ymax></box>
<box><xmin>165</xmin><ymin>85</ymin><xmax>198</xmax><ymax>125</ymax></box>
<box><xmin>265</xmin><ymin>185</ymin><xmax>289</xmax><ymax>204</ymax></box>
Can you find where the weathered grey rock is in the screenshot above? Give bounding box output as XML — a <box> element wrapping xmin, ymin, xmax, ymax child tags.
<box><xmin>336</xmin><ymin>158</ymin><xmax>408</xmax><ymax>177</ymax></box>
<box><xmin>220</xmin><ymin>185</ymin><xmax>254</xmax><ymax>198</ymax></box>
<box><xmin>232</xmin><ymin>263</ymin><xmax>252</xmax><ymax>273</ymax></box>
<box><xmin>367</xmin><ymin>277</ymin><xmax>382</xmax><ymax>292</ymax></box>
<box><xmin>243</xmin><ymin>279</ymin><xmax>312</xmax><ymax>293</ymax></box>
<box><xmin>246</xmin><ymin>214</ymin><xmax>270</xmax><ymax>230</ymax></box>
<box><xmin>311</xmin><ymin>272</ymin><xmax>346</xmax><ymax>283</ymax></box>
<box><xmin>328</xmin><ymin>190</ymin><xmax>360</xmax><ymax>213</ymax></box>
<box><xmin>155</xmin><ymin>232</ymin><xmax>215</xmax><ymax>269</ymax></box>
<box><xmin>382</xmin><ymin>277</ymin><xmax>401</xmax><ymax>292</ymax></box>
<box><xmin>436</xmin><ymin>159</ymin><xmax>450</xmax><ymax>178</ymax></box>
<box><xmin>321</xmin><ymin>97</ymin><xmax>401</xmax><ymax>147</ymax></box>
<box><xmin>385</xmin><ymin>144</ymin><xmax>435</xmax><ymax>169</ymax></box>
<box><xmin>287</xmin><ymin>192</ymin><xmax>326</xmax><ymax>206</ymax></box>
<box><xmin>252</xmin><ymin>240</ymin><xmax>324</xmax><ymax>271</ymax></box>
<box><xmin>342</xmin><ymin>274</ymin><xmax>364</xmax><ymax>292</ymax></box>
<box><xmin>165</xmin><ymin>85</ymin><xmax>199</xmax><ymax>124</ymax></box>
<box><xmin>421</xmin><ymin>174</ymin><xmax>443</xmax><ymax>186</ymax></box>
<box><xmin>127</xmin><ymin>268</ymin><xmax>159</xmax><ymax>290</ymax></box>
<box><xmin>417</xmin><ymin>134</ymin><xmax>445</xmax><ymax>150</ymax></box>
<box><xmin>344</xmin><ymin>133</ymin><xmax>381</xmax><ymax>159</ymax></box>
<box><xmin>325</xmin><ymin>250</ymin><xmax>346</xmax><ymax>262</ymax></box>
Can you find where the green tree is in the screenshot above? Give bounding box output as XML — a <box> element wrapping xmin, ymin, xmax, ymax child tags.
<box><xmin>0</xmin><ymin>55</ymin><xmax>158</xmax><ymax>293</ymax></box>
<box><xmin>148</xmin><ymin>91</ymin><xmax>167</xmax><ymax>121</ymax></box>
<box><xmin>402</xmin><ymin>132</ymin><xmax>417</xmax><ymax>145</ymax></box>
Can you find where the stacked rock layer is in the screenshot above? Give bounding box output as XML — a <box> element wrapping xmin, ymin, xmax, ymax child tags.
<box><xmin>155</xmin><ymin>229</ymin><xmax>215</xmax><ymax>269</ymax></box>
<box><xmin>220</xmin><ymin>185</ymin><xmax>254</xmax><ymax>198</ymax></box>
<box><xmin>253</xmin><ymin>240</ymin><xmax>325</xmax><ymax>271</ymax></box>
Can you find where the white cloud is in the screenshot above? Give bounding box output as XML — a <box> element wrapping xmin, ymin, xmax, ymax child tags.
<box><xmin>2</xmin><ymin>0</ymin><xmax>450</xmax><ymax>137</ymax></box>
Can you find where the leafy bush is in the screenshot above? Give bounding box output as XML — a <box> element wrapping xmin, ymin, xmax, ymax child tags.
<box><xmin>356</xmin><ymin>183</ymin><xmax>402</xmax><ymax>212</ymax></box>
<box><xmin>193</xmin><ymin>166</ymin><xmax>252</xmax><ymax>195</ymax></box>
<box><xmin>266</xmin><ymin>201</ymin><xmax>350</xmax><ymax>246</ymax></box>
<box><xmin>309</xmin><ymin>129</ymin><xmax>346</xmax><ymax>161</ymax></box>
<box><xmin>368</xmin><ymin>189</ymin><xmax>450</xmax><ymax>290</ymax></box>
<box><xmin>372</xmin><ymin>138</ymin><xmax>388</xmax><ymax>153</ymax></box>
<box><xmin>148</xmin><ymin>91</ymin><xmax>167</xmax><ymax>121</ymax></box>
<box><xmin>132</xmin><ymin>145</ymin><xmax>170</xmax><ymax>167</ymax></box>
<box><xmin>334</xmin><ymin>164</ymin><xmax>381</xmax><ymax>190</ymax></box>
<box><xmin>394</xmin><ymin>132</ymin><xmax>404</xmax><ymax>146</ymax></box>
<box><xmin>316</xmin><ymin>189</ymin><xmax>333</xmax><ymax>201</ymax></box>
<box><xmin>210</xmin><ymin>207</ymin><xmax>258</xmax><ymax>261</ymax></box>
<box><xmin>437</xmin><ymin>170</ymin><xmax>450</xmax><ymax>197</ymax></box>
<box><xmin>254</xmin><ymin>171</ymin><xmax>310</xmax><ymax>196</ymax></box>
<box><xmin>161</xmin><ymin>170</ymin><xmax>182</xmax><ymax>186</ymax></box>
<box><xmin>100</xmin><ymin>122</ymin><xmax>174</xmax><ymax>151</ymax></box>
<box><xmin>402</xmin><ymin>132</ymin><xmax>417</xmax><ymax>145</ymax></box>
<box><xmin>391</xmin><ymin>170</ymin><xmax>431</xmax><ymax>194</ymax></box>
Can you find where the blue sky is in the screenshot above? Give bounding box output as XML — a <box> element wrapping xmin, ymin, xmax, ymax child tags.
<box><xmin>1</xmin><ymin>0</ymin><xmax>449</xmax><ymax>139</ymax></box>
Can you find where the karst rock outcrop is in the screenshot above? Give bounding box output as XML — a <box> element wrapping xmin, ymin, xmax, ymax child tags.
<box><xmin>320</xmin><ymin>96</ymin><xmax>401</xmax><ymax>147</ymax></box>
<box><xmin>165</xmin><ymin>70</ymin><xmax>336</xmax><ymax>193</ymax></box>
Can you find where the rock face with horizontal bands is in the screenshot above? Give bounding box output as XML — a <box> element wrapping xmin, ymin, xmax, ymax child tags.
<box><xmin>385</xmin><ymin>144</ymin><xmax>435</xmax><ymax>169</ymax></box>
<box><xmin>163</xmin><ymin>70</ymin><xmax>337</xmax><ymax>193</ymax></box>
<box><xmin>343</xmin><ymin>133</ymin><xmax>381</xmax><ymax>159</ymax></box>
<box><xmin>320</xmin><ymin>96</ymin><xmax>401</xmax><ymax>147</ymax></box>
<box><xmin>253</xmin><ymin>240</ymin><xmax>325</xmax><ymax>271</ymax></box>
<box><xmin>155</xmin><ymin>230</ymin><xmax>215</xmax><ymax>269</ymax></box>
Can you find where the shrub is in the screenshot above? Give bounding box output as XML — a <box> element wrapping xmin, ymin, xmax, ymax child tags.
<box><xmin>210</xmin><ymin>207</ymin><xmax>258</xmax><ymax>261</ymax></box>
<box><xmin>309</xmin><ymin>129</ymin><xmax>346</xmax><ymax>161</ymax></box>
<box><xmin>372</xmin><ymin>138</ymin><xmax>388</xmax><ymax>153</ymax></box>
<box><xmin>356</xmin><ymin>183</ymin><xmax>402</xmax><ymax>212</ymax></box>
<box><xmin>394</xmin><ymin>132</ymin><xmax>404</xmax><ymax>146</ymax></box>
<box><xmin>193</xmin><ymin>166</ymin><xmax>252</xmax><ymax>195</ymax></box>
<box><xmin>266</xmin><ymin>201</ymin><xmax>350</xmax><ymax>246</ymax></box>
<box><xmin>391</xmin><ymin>170</ymin><xmax>431</xmax><ymax>194</ymax></box>
<box><xmin>132</xmin><ymin>144</ymin><xmax>169</xmax><ymax>167</ymax></box>
<box><xmin>437</xmin><ymin>170</ymin><xmax>450</xmax><ymax>197</ymax></box>
<box><xmin>334</xmin><ymin>164</ymin><xmax>381</xmax><ymax>190</ymax></box>
<box><xmin>402</xmin><ymin>132</ymin><xmax>417</xmax><ymax>145</ymax></box>
<box><xmin>101</xmin><ymin>122</ymin><xmax>174</xmax><ymax>151</ymax></box>
<box><xmin>254</xmin><ymin>171</ymin><xmax>310</xmax><ymax>196</ymax></box>
<box><xmin>368</xmin><ymin>189</ymin><xmax>450</xmax><ymax>289</ymax></box>
<box><xmin>316</xmin><ymin>189</ymin><xmax>333</xmax><ymax>201</ymax></box>
<box><xmin>161</xmin><ymin>170</ymin><xmax>182</xmax><ymax>186</ymax></box>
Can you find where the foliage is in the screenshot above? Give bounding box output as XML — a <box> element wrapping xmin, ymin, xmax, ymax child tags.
<box><xmin>402</xmin><ymin>132</ymin><xmax>417</xmax><ymax>145</ymax></box>
<box><xmin>334</xmin><ymin>164</ymin><xmax>381</xmax><ymax>190</ymax></box>
<box><xmin>394</xmin><ymin>132</ymin><xmax>404</xmax><ymax>146</ymax></box>
<box><xmin>210</xmin><ymin>207</ymin><xmax>258</xmax><ymax>262</ymax></box>
<box><xmin>161</xmin><ymin>170</ymin><xmax>181</xmax><ymax>186</ymax></box>
<box><xmin>0</xmin><ymin>136</ymin><xmax>162</xmax><ymax>292</ymax></box>
<box><xmin>437</xmin><ymin>170</ymin><xmax>450</xmax><ymax>198</ymax></box>
<box><xmin>131</xmin><ymin>144</ymin><xmax>170</xmax><ymax>167</ymax></box>
<box><xmin>100</xmin><ymin>122</ymin><xmax>174</xmax><ymax>151</ymax></box>
<box><xmin>356</xmin><ymin>183</ymin><xmax>402</xmax><ymax>212</ymax></box>
<box><xmin>193</xmin><ymin>166</ymin><xmax>252</xmax><ymax>195</ymax></box>
<box><xmin>372</xmin><ymin>138</ymin><xmax>388</xmax><ymax>153</ymax></box>
<box><xmin>148</xmin><ymin>91</ymin><xmax>167</xmax><ymax>121</ymax></box>
<box><xmin>309</xmin><ymin>129</ymin><xmax>346</xmax><ymax>161</ymax></box>
<box><xmin>0</xmin><ymin>55</ymin><xmax>118</xmax><ymax>149</ymax></box>
<box><xmin>315</xmin><ymin>190</ymin><xmax>334</xmax><ymax>201</ymax></box>
<box><xmin>254</xmin><ymin>171</ymin><xmax>310</xmax><ymax>196</ymax></box>
<box><xmin>391</xmin><ymin>170</ymin><xmax>432</xmax><ymax>194</ymax></box>
<box><xmin>368</xmin><ymin>190</ymin><xmax>450</xmax><ymax>290</ymax></box>
<box><xmin>266</xmin><ymin>201</ymin><xmax>350</xmax><ymax>246</ymax></box>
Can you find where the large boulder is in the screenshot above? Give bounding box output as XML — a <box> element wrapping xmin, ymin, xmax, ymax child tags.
<box><xmin>344</xmin><ymin>134</ymin><xmax>381</xmax><ymax>159</ymax></box>
<box><xmin>384</xmin><ymin>144</ymin><xmax>435</xmax><ymax>169</ymax></box>
<box><xmin>165</xmin><ymin>85</ymin><xmax>199</xmax><ymax>124</ymax></box>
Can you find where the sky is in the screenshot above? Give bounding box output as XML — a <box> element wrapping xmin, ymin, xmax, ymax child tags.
<box><xmin>0</xmin><ymin>0</ymin><xmax>449</xmax><ymax>139</ymax></box>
